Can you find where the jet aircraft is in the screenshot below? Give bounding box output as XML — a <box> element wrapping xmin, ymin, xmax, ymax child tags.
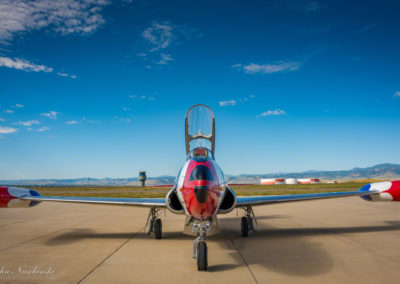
<box><xmin>1</xmin><ymin>104</ymin><xmax>399</xmax><ymax>270</ymax></box>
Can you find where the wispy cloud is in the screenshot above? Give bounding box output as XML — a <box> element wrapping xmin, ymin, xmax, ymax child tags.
<box><xmin>0</xmin><ymin>126</ymin><xmax>17</xmax><ymax>134</ymax></box>
<box><xmin>129</xmin><ymin>95</ymin><xmax>155</xmax><ymax>101</ymax></box>
<box><xmin>232</xmin><ymin>61</ymin><xmax>301</xmax><ymax>74</ymax></box>
<box><xmin>0</xmin><ymin>56</ymin><xmax>76</xmax><ymax>77</ymax></box>
<box><xmin>0</xmin><ymin>0</ymin><xmax>111</xmax><ymax>43</ymax></box>
<box><xmin>65</xmin><ymin>117</ymin><xmax>99</xmax><ymax>125</ymax></box>
<box><xmin>57</xmin><ymin>72</ymin><xmax>77</xmax><ymax>79</ymax></box>
<box><xmin>0</xmin><ymin>57</ymin><xmax>53</xmax><ymax>73</ymax></box>
<box><xmin>0</xmin><ymin>118</ymin><xmax>5</xmax><ymax>122</ymax></box>
<box><xmin>142</xmin><ymin>21</ymin><xmax>174</xmax><ymax>52</ymax></box>
<box><xmin>15</xmin><ymin>104</ymin><xmax>24</xmax><ymax>108</ymax></box>
<box><xmin>219</xmin><ymin>95</ymin><xmax>255</xmax><ymax>107</ymax></box>
<box><xmin>140</xmin><ymin>21</ymin><xmax>198</xmax><ymax>67</ymax></box>
<box><xmin>4</xmin><ymin>109</ymin><xmax>14</xmax><ymax>114</ymax></box>
<box><xmin>258</xmin><ymin>109</ymin><xmax>287</xmax><ymax>117</ymax></box>
<box><xmin>219</xmin><ymin>100</ymin><xmax>237</xmax><ymax>107</ymax></box>
<box><xmin>393</xmin><ymin>91</ymin><xmax>400</xmax><ymax>97</ymax></box>
<box><xmin>36</xmin><ymin>126</ymin><xmax>50</xmax><ymax>132</ymax></box>
<box><xmin>41</xmin><ymin>111</ymin><xmax>60</xmax><ymax>120</ymax></box>
<box><xmin>157</xmin><ymin>53</ymin><xmax>174</xmax><ymax>65</ymax></box>
<box><xmin>18</xmin><ymin>120</ymin><xmax>40</xmax><ymax>126</ymax></box>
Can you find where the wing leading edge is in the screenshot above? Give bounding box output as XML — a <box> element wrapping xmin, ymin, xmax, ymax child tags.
<box><xmin>236</xmin><ymin>190</ymin><xmax>380</xmax><ymax>207</ymax></box>
<box><xmin>21</xmin><ymin>196</ymin><xmax>166</xmax><ymax>207</ymax></box>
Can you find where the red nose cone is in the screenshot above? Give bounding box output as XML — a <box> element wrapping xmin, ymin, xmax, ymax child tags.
<box><xmin>180</xmin><ymin>160</ymin><xmax>223</xmax><ymax>219</ymax></box>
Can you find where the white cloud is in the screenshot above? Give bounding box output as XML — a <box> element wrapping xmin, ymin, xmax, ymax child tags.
<box><xmin>232</xmin><ymin>61</ymin><xmax>301</xmax><ymax>74</ymax></box>
<box><xmin>394</xmin><ymin>91</ymin><xmax>400</xmax><ymax>97</ymax></box>
<box><xmin>57</xmin><ymin>72</ymin><xmax>77</xmax><ymax>79</ymax></box>
<box><xmin>157</xmin><ymin>53</ymin><xmax>174</xmax><ymax>65</ymax></box>
<box><xmin>15</xmin><ymin>104</ymin><xmax>24</xmax><ymax>108</ymax></box>
<box><xmin>0</xmin><ymin>57</ymin><xmax>53</xmax><ymax>72</ymax></box>
<box><xmin>0</xmin><ymin>56</ymin><xmax>52</xmax><ymax>72</ymax></box>
<box><xmin>18</xmin><ymin>120</ymin><xmax>40</xmax><ymax>126</ymax></box>
<box><xmin>258</xmin><ymin>109</ymin><xmax>286</xmax><ymax>117</ymax></box>
<box><xmin>142</xmin><ymin>21</ymin><xmax>174</xmax><ymax>52</ymax></box>
<box><xmin>0</xmin><ymin>56</ymin><xmax>75</xmax><ymax>77</ymax></box>
<box><xmin>129</xmin><ymin>94</ymin><xmax>155</xmax><ymax>101</ymax></box>
<box><xmin>220</xmin><ymin>95</ymin><xmax>255</xmax><ymax>106</ymax></box>
<box><xmin>41</xmin><ymin>111</ymin><xmax>60</xmax><ymax>120</ymax></box>
<box><xmin>0</xmin><ymin>126</ymin><xmax>17</xmax><ymax>134</ymax></box>
<box><xmin>36</xmin><ymin>126</ymin><xmax>50</xmax><ymax>132</ymax></box>
<box><xmin>140</xmin><ymin>21</ymin><xmax>198</xmax><ymax>67</ymax></box>
<box><xmin>4</xmin><ymin>109</ymin><xmax>14</xmax><ymax>114</ymax></box>
<box><xmin>219</xmin><ymin>100</ymin><xmax>237</xmax><ymax>107</ymax></box>
<box><xmin>0</xmin><ymin>0</ymin><xmax>110</xmax><ymax>43</ymax></box>
<box><xmin>65</xmin><ymin>120</ymin><xmax>79</xmax><ymax>125</ymax></box>
<box><xmin>122</xmin><ymin>107</ymin><xmax>131</xmax><ymax>111</ymax></box>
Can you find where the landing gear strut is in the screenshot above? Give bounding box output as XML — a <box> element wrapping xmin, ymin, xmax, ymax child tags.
<box><xmin>241</xmin><ymin>206</ymin><xmax>258</xmax><ymax>237</ymax></box>
<box><xmin>146</xmin><ymin>207</ymin><xmax>162</xmax><ymax>239</ymax></box>
<box><xmin>192</xmin><ymin>220</ymin><xmax>211</xmax><ymax>271</ymax></box>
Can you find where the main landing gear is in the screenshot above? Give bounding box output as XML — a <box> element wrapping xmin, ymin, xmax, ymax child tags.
<box><xmin>192</xmin><ymin>220</ymin><xmax>211</xmax><ymax>271</ymax></box>
<box><xmin>241</xmin><ymin>206</ymin><xmax>258</xmax><ymax>237</ymax></box>
<box><xmin>146</xmin><ymin>207</ymin><xmax>162</xmax><ymax>239</ymax></box>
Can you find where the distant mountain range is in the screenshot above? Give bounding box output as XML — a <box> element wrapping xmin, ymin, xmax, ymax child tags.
<box><xmin>225</xmin><ymin>163</ymin><xmax>400</xmax><ymax>184</ymax></box>
<box><xmin>1</xmin><ymin>163</ymin><xmax>400</xmax><ymax>186</ymax></box>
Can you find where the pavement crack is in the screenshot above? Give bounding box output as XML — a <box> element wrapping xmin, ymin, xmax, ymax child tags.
<box><xmin>77</xmin><ymin>225</ymin><xmax>146</xmax><ymax>284</ymax></box>
<box><xmin>220</xmin><ymin>222</ymin><xmax>258</xmax><ymax>284</ymax></box>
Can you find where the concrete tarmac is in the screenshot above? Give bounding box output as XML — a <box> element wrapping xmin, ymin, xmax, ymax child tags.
<box><xmin>1</xmin><ymin>197</ymin><xmax>400</xmax><ymax>283</ymax></box>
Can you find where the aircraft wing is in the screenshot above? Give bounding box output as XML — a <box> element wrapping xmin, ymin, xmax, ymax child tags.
<box><xmin>236</xmin><ymin>190</ymin><xmax>380</xmax><ymax>207</ymax></box>
<box><xmin>22</xmin><ymin>196</ymin><xmax>166</xmax><ymax>207</ymax></box>
<box><xmin>0</xmin><ymin>186</ymin><xmax>166</xmax><ymax>208</ymax></box>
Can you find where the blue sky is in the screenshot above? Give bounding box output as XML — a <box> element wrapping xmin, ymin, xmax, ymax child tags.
<box><xmin>0</xmin><ymin>0</ymin><xmax>400</xmax><ymax>179</ymax></box>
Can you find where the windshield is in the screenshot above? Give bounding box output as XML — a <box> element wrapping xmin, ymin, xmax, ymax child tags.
<box><xmin>185</xmin><ymin>105</ymin><xmax>215</xmax><ymax>155</ymax></box>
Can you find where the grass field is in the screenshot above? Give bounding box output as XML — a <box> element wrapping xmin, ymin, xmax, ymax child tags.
<box><xmin>29</xmin><ymin>181</ymin><xmax>375</xmax><ymax>198</ymax></box>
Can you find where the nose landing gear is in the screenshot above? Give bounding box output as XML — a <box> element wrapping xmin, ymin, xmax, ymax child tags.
<box><xmin>192</xmin><ymin>220</ymin><xmax>211</xmax><ymax>271</ymax></box>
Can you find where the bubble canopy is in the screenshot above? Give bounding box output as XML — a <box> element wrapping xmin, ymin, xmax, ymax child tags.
<box><xmin>185</xmin><ymin>104</ymin><xmax>215</xmax><ymax>156</ymax></box>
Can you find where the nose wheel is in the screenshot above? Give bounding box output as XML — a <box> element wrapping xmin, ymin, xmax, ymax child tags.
<box><xmin>192</xmin><ymin>221</ymin><xmax>211</xmax><ymax>271</ymax></box>
<box><xmin>196</xmin><ymin>241</ymin><xmax>208</xmax><ymax>270</ymax></box>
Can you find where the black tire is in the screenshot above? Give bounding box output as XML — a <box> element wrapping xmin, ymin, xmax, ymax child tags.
<box><xmin>197</xmin><ymin>241</ymin><xmax>208</xmax><ymax>271</ymax></box>
<box><xmin>154</xmin><ymin>218</ymin><xmax>162</xmax><ymax>239</ymax></box>
<box><xmin>241</xmin><ymin>216</ymin><xmax>249</xmax><ymax>237</ymax></box>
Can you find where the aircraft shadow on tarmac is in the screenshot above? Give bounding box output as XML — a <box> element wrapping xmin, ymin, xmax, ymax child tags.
<box><xmin>44</xmin><ymin>220</ymin><xmax>400</xmax><ymax>276</ymax></box>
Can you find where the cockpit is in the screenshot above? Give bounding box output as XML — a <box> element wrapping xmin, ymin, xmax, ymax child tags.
<box><xmin>185</xmin><ymin>105</ymin><xmax>215</xmax><ymax>159</ymax></box>
<box><xmin>189</xmin><ymin>147</ymin><xmax>214</xmax><ymax>161</ymax></box>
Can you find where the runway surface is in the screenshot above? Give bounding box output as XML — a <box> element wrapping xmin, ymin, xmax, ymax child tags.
<box><xmin>1</xmin><ymin>197</ymin><xmax>400</xmax><ymax>283</ymax></box>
